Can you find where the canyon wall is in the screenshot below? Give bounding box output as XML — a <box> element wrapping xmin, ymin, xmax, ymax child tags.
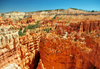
<box><xmin>0</xmin><ymin>14</ymin><xmax>100</xmax><ymax>69</ymax></box>
<box><xmin>0</xmin><ymin>27</ymin><xmax>41</xmax><ymax>69</ymax></box>
<box><xmin>19</xmin><ymin>32</ymin><xmax>41</xmax><ymax>69</ymax></box>
<box><xmin>38</xmin><ymin>32</ymin><xmax>100</xmax><ymax>69</ymax></box>
<box><xmin>55</xmin><ymin>19</ymin><xmax>100</xmax><ymax>36</ymax></box>
<box><xmin>3</xmin><ymin>12</ymin><xmax>25</xmax><ymax>19</ymax></box>
<box><xmin>0</xmin><ymin>27</ymin><xmax>21</xmax><ymax>69</ymax></box>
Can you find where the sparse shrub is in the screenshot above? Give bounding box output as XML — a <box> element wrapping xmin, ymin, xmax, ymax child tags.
<box><xmin>70</xmin><ymin>8</ymin><xmax>78</xmax><ymax>10</ymax></box>
<box><xmin>18</xmin><ymin>20</ymin><xmax>40</xmax><ymax>36</ymax></box>
<box><xmin>23</xmin><ymin>27</ymin><xmax>27</xmax><ymax>33</ymax></box>
<box><xmin>18</xmin><ymin>29</ymin><xmax>25</xmax><ymax>36</ymax></box>
<box><xmin>91</xmin><ymin>10</ymin><xmax>94</xmax><ymax>12</ymax></box>
<box><xmin>52</xmin><ymin>15</ymin><xmax>57</xmax><ymax>19</ymax></box>
<box><xmin>27</xmin><ymin>24</ymin><xmax>34</xmax><ymax>29</ymax></box>
<box><xmin>45</xmin><ymin>28</ymin><xmax>49</xmax><ymax>33</ymax></box>
<box><xmin>67</xmin><ymin>21</ymin><xmax>71</xmax><ymax>24</ymax></box>
<box><xmin>1</xmin><ymin>14</ymin><xmax>4</xmax><ymax>17</ymax></box>
<box><xmin>19</xmin><ymin>18</ymin><xmax>22</xmax><ymax>20</ymax></box>
<box><xmin>35</xmin><ymin>21</ymin><xmax>40</xmax><ymax>28</ymax></box>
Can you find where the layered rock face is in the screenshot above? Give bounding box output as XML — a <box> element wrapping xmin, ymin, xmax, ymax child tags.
<box><xmin>0</xmin><ymin>27</ymin><xmax>41</xmax><ymax>69</ymax></box>
<box><xmin>38</xmin><ymin>15</ymin><xmax>100</xmax><ymax>69</ymax></box>
<box><xmin>67</xmin><ymin>8</ymin><xmax>88</xmax><ymax>14</ymax></box>
<box><xmin>4</xmin><ymin>63</ymin><xmax>21</xmax><ymax>69</ymax></box>
<box><xmin>0</xmin><ymin>27</ymin><xmax>21</xmax><ymax>69</ymax></box>
<box><xmin>3</xmin><ymin>12</ymin><xmax>25</xmax><ymax>19</ymax></box>
<box><xmin>19</xmin><ymin>32</ymin><xmax>41</xmax><ymax>69</ymax></box>
<box><xmin>0</xmin><ymin>18</ymin><xmax>13</xmax><ymax>28</ymax></box>
<box><xmin>55</xmin><ymin>19</ymin><xmax>100</xmax><ymax>35</ymax></box>
<box><xmin>39</xmin><ymin>32</ymin><xmax>100</xmax><ymax>69</ymax></box>
<box><xmin>0</xmin><ymin>13</ymin><xmax>100</xmax><ymax>69</ymax></box>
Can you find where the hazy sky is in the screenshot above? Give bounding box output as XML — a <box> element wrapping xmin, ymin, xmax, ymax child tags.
<box><xmin>0</xmin><ymin>0</ymin><xmax>100</xmax><ymax>13</ymax></box>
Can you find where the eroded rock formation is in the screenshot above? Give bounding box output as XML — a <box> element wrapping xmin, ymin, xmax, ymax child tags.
<box><xmin>0</xmin><ymin>27</ymin><xmax>41</xmax><ymax>69</ymax></box>
<box><xmin>4</xmin><ymin>63</ymin><xmax>21</xmax><ymax>69</ymax></box>
<box><xmin>39</xmin><ymin>32</ymin><xmax>100</xmax><ymax>69</ymax></box>
<box><xmin>0</xmin><ymin>27</ymin><xmax>21</xmax><ymax>69</ymax></box>
<box><xmin>19</xmin><ymin>32</ymin><xmax>41</xmax><ymax>69</ymax></box>
<box><xmin>0</xmin><ymin>13</ymin><xmax>100</xmax><ymax>69</ymax></box>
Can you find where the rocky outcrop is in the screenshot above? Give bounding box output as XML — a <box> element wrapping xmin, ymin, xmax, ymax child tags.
<box><xmin>0</xmin><ymin>27</ymin><xmax>19</xmax><ymax>52</ymax></box>
<box><xmin>3</xmin><ymin>12</ymin><xmax>25</xmax><ymax>19</ymax></box>
<box><xmin>0</xmin><ymin>27</ymin><xmax>41</xmax><ymax>69</ymax></box>
<box><xmin>0</xmin><ymin>27</ymin><xmax>21</xmax><ymax>69</ymax></box>
<box><xmin>18</xmin><ymin>32</ymin><xmax>41</xmax><ymax>69</ymax></box>
<box><xmin>67</xmin><ymin>8</ymin><xmax>88</xmax><ymax>14</ymax></box>
<box><xmin>0</xmin><ymin>11</ymin><xmax>100</xmax><ymax>69</ymax></box>
<box><xmin>4</xmin><ymin>63</ymin><xmax>21</xmax><ymax>69</ymax></box>
<box><xmin>55</xmin><ymin>19</ymin><xmax>100</xmax><ymax>35</ymax></box>
<box><xmin>27</xmin><ymin>18</ymin><xmax>35</xmax><ymax>23</ymax></box>
<box><xmin>0</xmin><ymin>18</ymin><xmax>13</xmax><ymax>27</ymax></box>
<box><xmin>37</xmin><ymin>59</ymin><xmax>46</xmax><ymax>69</ymax></box>
<box><xmin>39</xmin><ymin>33</ymin><xmax>100</xmax><ymax>69</ymax></box>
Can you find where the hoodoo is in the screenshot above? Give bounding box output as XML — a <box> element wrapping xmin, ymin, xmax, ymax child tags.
<box><xmin>0</xmin><ymin>8</ymin><xmax>100</xmax><ymax>69</ymax></box>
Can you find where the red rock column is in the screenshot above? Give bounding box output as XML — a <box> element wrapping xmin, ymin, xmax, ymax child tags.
<box><xmin>78</xmin><ymin>22</ymin><xmax>83</xmax><ymax>36</ymax></box>
<box><xmin>98</xmin><ymin>20</ymin><xmax>100</xmax><ymax>26</ymax></box>
<box><xmin>83</xmin><ymin>21</ymin><xmax>87</xmax><ymax>32</ymax></box>
<box><xmin>87</xmin><ymin>21</ymin><xmax>90</xmax><ymax>34</ymax></box>
<box><xmin>80</xmin><ymin>22</ymin><xmax>83</xmax><ymax>32</ymax></box>
<box><xmin>94</xmin><ymin>20</ymin><xmax>99</xmax><ymax>31</ymax></box>
<box><xmin>90</xmin><ymin>21</ymin><xmax>94</xmax><ymax>32</ymax></box>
